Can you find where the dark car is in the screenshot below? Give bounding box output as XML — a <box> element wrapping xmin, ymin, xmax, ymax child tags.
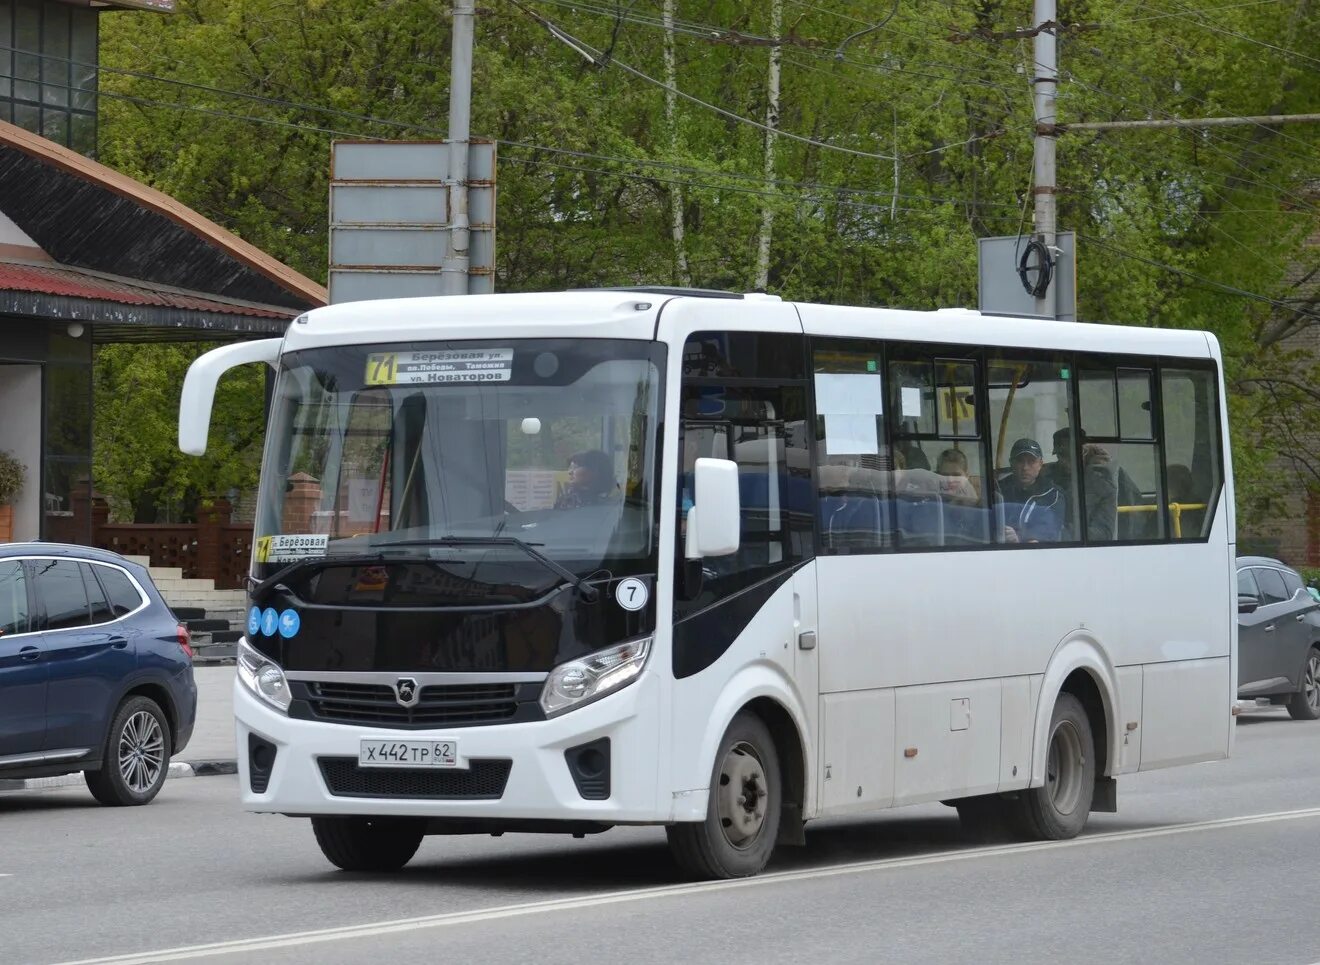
<box><xmin>1237</xmin><ymin>556</ymin><xmax>1320</xmax><ymax>721</ymax></box>
<box><xmin>0</xmin><ymin>543</ymin><xmax>197</xmax><ymax>804</ymax></box>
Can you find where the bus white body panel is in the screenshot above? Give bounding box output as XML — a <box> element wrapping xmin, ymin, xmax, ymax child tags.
<box><xmin>186</xmin><ymin>289</ymin><xmax>1236</xmax><ymax>871</ymax></box>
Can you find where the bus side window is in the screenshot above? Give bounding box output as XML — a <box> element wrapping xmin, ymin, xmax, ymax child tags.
<box><xmin>676</xmin><ymin>332</ymin><xmax>812</xmax><ymax>617</ymax></box>
<box><xmin>812</xmin><ymin>340</ymin><xmax>890</xmax><ymax>554</ymax></box>
<box><xmin>1079</xmin><ymin>365</ymin><xmax>1164</xmax><ymax>542</ymax></box>
<box><xmin>1161</xmin><ymin>367</ymin><xmax>1222</xmax><ymax>540</ymax></box>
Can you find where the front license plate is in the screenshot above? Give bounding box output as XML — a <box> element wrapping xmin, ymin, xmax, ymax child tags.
<box><xmin>358</xmin><ymin>739</ymin><xmax>461</xmax><ymax>769</ymax></box>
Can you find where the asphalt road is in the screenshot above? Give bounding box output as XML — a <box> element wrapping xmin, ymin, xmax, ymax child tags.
<box><xmin>2</xmin><ymin>709</ymin><xmax>1319</xmax><ymax>965</ymax></box>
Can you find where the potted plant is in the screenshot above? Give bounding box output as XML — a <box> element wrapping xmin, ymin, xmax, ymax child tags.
<box><xmin>0</xmin><ymin>449</ymin><xmax>25</xmax><ymax>543</ymax></box>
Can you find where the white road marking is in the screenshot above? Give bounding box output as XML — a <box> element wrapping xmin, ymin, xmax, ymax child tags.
<box><xmin>55</xmin><ymin>805</ymin><xmax>1320</xmax><ymax>965</ymax></box>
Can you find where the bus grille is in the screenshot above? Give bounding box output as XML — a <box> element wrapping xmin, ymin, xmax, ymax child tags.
<box><xmin>318</xmin><ymin>757</ymin><xmax>512</xmax><ymax>799</ymax></box>
<box><xmin>302</xmin><ymin>681</ymin><xmax>520</xmax><ymax>728</ymax></box>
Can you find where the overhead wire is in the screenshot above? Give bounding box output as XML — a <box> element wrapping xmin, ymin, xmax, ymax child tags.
<box><xmin>1146</xmin><ymin>0</ymin><xmax>1320</xmax><ymax>69</ymax></box>
<box><xmin>7</xmin><ymin>42</ymin><xmax>1029</xmax><ymax>212</ymax></box>
<box><xmin>15</xmin><ymin>10</ymin><xmax>1309</xmax><ymax>312</ymax></box>
<box><xmin>1080</xmin><ymin>233</ymin><xmax>1320</xmax><ymax>322</ymax></box>
<box><xmin>505</xmin><ymin>0</ymin><xmax>898</xmax><ymax>161</ymax></box>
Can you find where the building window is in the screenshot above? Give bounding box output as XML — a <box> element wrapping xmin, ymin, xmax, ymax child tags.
<box><xmin>0</xmin><ymin>0</ymin><xmax>98</xmax><ymax>154</ymax></box>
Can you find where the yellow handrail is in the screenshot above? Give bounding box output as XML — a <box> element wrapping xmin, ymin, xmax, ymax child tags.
<box><xmin>1116</xmin><ymin>502</ymin><xmax>1207</xmax><ymax>539</ymax></box>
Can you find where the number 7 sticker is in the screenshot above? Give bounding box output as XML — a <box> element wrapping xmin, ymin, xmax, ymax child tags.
<box><xmin>615</xmin><ymin>577</ymin><xmax>649</xmax><ymax>612</ymax></box>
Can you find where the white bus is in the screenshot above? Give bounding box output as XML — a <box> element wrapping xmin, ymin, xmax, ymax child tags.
<box><xmin>179</xmin><ymin>288</ymin><xmax>1234</xmax><ymax>879</ymax></box>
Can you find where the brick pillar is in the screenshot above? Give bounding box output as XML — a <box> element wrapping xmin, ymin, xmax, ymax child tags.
<box><xmin>69</xmin><ymin>476</ymin><xmax>107</xmax><ymax>546</ymax></box>
<box><xmin>195</xmin><ymin>497</ymin><xmax>233</xmax><ymax>583</ymax></box>
<box><xmin>282</xmin><ymin>473</ymin><xmax>323</xmax><ymax>535</ymax></box>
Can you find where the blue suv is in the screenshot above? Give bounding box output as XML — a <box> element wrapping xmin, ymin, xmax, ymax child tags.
<box><xmin>0</xmin><ymin>544</ymin><xmax>197</xmax><ymax>805</ymax></box>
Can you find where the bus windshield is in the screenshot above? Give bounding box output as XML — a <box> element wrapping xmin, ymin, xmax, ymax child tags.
<box><xmin>253</xmin><ymin>338</ymin><xmax>665</xmax><ymax>580</ymax></box>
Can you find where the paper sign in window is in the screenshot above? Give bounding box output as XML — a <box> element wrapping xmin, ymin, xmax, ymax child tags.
<box><xmin>823</xmin><ymin>414</ymin><xmax>879</xmax><ymax>455</ymax></box>
<box><xmin>814</xmin><ymin>373</ymin><xmax>883</xmax><ymax>415</ymax></box>
<box><xmin>901</xmin><ymin>386</ymin><xmax>923</xmax><ymax>418</ymax></box>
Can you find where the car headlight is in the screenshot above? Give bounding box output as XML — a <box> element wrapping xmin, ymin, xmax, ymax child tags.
<box><xmin>540</xmin><ymin>636</ymin><xmax>652</xmax><ymax>718</ymax></box>
<box><xmin>237</xmin><ymin>637</ymin><xmax>291</xmax><ymax>713</ymax></box>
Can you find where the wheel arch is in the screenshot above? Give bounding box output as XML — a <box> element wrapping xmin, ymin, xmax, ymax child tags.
<box><xmin>1029</xmin><ymin>634</ymin><xmax>1121</xmax><ymax>788</ymax></box>
<box><xmin>109</xmin><ymin>675</ymin><xmax>180</xmax><ymax>752</ymax></box>
<box><xmin>679</xmin><ymin>663</ymin><xmax>812</xmax><ymax>827</ymax></box>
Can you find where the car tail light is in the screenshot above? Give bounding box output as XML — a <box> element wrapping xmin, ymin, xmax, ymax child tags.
<box><xmin>177</xmin><ymin>623</ymin><xmax>194</xmax><ymax>660</ymax></box>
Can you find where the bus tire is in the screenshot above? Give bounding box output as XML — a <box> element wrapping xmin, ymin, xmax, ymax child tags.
<box><xmin>1009</xmin><ymin>693</ymin><xmax>1095</xmax><ymax>840</ymax></box>
<box><xmin>666</xmin><ymin>712</ymin><xmax>781</xmax><ymax>880</ymax></box>
<box><xmin>311</xmin><ymin>816</ymin><xmax>426</xmax><ymax>872</ymax></box>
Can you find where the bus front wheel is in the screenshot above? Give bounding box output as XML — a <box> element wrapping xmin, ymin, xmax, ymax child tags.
<box><xmin>311</xmin><ymin>816</ymin><xmax>426</xmax><ymax>872</ymax></box>
<box><xmin>1009</xmin><ymin>693</ymin><xmax>1096</xmax><ymax>840</ymax></box>
<box><xmin>667</xmin><ymin>712</ymin><xmax>782</xmax><ymax>880</ymax></box>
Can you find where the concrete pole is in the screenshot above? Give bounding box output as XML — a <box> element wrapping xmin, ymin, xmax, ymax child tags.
<box><xmin>446</xmin><ymin>0</ymin><xmax>474</xmax><ymax>295</ymax></box>
<box><xmin>1032</xmin><ymin>0</ymin><xmax>1059</xmax><ymax>319</ymax></box>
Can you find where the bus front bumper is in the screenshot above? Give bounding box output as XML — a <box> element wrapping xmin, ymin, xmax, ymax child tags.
<box><xmin>232</xmin><ymin>672</ymin><xmax>667</xmax><ymax>824</ymax></box>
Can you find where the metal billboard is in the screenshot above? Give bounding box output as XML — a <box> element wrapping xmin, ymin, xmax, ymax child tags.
<box><xmin>977</xmin><ymin>232</ymin><xmax>1076</xmax><ymax>321</ymax></box>
<box><xmin>328</xmin><ymin>139</ymin><xmax>496</xmax><ymax>303</ymax></box>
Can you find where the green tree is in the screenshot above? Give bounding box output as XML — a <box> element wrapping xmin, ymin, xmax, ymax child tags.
<box><xmin>93</xmin><ymin>342</ymin><xmax>264</xmax><ymax>521</ymax></box>
<box><xmin>93</xmin><ymin>0</ymin><xmax>1318</xmax><ymax>527</ymax></box>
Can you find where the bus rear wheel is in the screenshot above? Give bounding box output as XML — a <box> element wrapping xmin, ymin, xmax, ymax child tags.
<box><xmin>311</xmin><ymin>816</ymin><xmax>426</xmax><ymax>872</ymax></box>
<box><xmin>666</xmin><ymin>712</ymin><xmax>781</xmax><ymax>880</ymax></box>
<box><xmin>1007</xmin><ymin>693</ymin><xmax>1096</xmax><ymax>840</ymax></box>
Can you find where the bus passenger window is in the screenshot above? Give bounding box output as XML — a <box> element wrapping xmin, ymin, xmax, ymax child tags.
<box><xmin>813</xmin><ymin>340</ymin><xmax>890</xmax><ymax>555</ymax></box>
<box><xmin>1161</xmin><ymin>367</ymin><xmax>1222</xmax><ymax>540</ymax></box>
<box><xmin>987</xmin><ymin>357</ymin><xmax>1078</xmax><ymax>544</ymax></box>
<box><xmin>1078</xmin><ymin>364</ymin><xmax>1164</xmax><ymax>542</ymax></box>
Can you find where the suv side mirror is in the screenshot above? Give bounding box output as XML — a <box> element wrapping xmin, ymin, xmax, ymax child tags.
<box><xmin>685</xmin><ymin>458</ymin><xmax>740</xmax><ymax>559</ymax></box>
<box><xmin>1238</xmin><ymin>595</ymin><xmax>1260</xmax><ymax>614</ymax></box>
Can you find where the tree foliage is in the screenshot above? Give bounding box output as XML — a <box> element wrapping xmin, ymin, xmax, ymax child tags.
<box><xmin>94</xmin><ymin>0</ymin><xmax>1320</xmax><ymax>528</ymax></box>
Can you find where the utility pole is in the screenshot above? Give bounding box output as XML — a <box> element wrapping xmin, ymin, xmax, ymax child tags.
<box><xmin>1032</xmin><ymin>0</ymin><xmax>1060</xmax><ymax>319</ymax></box>
<box><xmin>446</xmin><ymin>0</ymin><xmax>475</xmax><ymax>295</ymax></box>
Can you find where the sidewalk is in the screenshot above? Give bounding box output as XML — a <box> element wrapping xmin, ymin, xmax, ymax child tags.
<box><xmin>0</xmin><ymin>667</ymin><xmax>237</xmax><ymax>793</ymax></box>
<box><xmin>182</xmin><ymin>666</ymin><xmax>237</xmax><ymax>765</ymax></box>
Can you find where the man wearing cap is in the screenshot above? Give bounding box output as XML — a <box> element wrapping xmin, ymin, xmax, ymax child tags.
<box><xmin>998</xmin><ymin>437</ymin><xmax>1066</xmax><ymax>543</ymax></box>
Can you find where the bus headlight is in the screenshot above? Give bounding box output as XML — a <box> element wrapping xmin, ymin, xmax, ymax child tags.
<box><xmin>540</xmin><ymin>636</ymin><xmax>652</xmax><ymax>718</ymax></box>
<box><xmin>237</xmin><ymin>637</ymin><xmax>291</xmax><ymax>713</ymax></box>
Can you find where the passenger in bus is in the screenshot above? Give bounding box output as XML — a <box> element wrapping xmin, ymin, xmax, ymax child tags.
<box><xmin>935</xmin><ymin>448</ymin><xmax>979</xmax><ymax>503</ymax></box>
<box><xmin>998</xmin><ymin>438</ymin><xmax>1065</xmax><ymax>543</ymax></box>
<box><xmin>554</xmin><ymin>450</ymin><xmax>617</xmax><ymax>509</ymax></box>
<box><xmin>937</xmin><ymin>448</ymin><xmax>990</xmax><ymax>544</ymax></box>
<box><xmin>1044</xmin><ymin>428</ymin><xmax>1117</xmax><ymax>541</ymax></box>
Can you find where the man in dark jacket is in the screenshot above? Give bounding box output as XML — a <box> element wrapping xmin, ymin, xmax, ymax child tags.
<box><xmin>998</xmin><ymin>438</ymin><xmax>1066</xmax><ymax>543</ymax></box>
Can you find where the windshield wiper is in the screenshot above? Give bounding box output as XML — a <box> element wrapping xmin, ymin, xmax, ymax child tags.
<box><xmin>381</xmin><ymin>536</ymin><xmax>601</xmax><ymax>602</ymax></box>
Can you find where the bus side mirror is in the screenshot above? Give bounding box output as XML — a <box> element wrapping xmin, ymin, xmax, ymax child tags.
<box><xmin>1237</xmin><ymin>595</ymin><xmax>1259</xmax><ymax>614</ymax></box>
<box><xmin>178</xmin><ymin>339</ymin><xmax>282</xmax><ymax>456</ymax></box>
<box><xmin>685</xmin><ymin>458</ymin><xmax>740</xmax><ymax>559</ymax></box>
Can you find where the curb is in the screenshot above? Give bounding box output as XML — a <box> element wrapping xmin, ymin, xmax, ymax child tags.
<box><xmin>0</xmin><ymin>759</ymin><xmax>238</xmax><ymax>793</ymax></box>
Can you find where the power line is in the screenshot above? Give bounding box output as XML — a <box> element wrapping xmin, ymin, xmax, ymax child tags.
<box><xmin>522</xmin><ymin>0</ymin><xmax>1029</xmax><ymax>98</ymax></box>
<box><xmin>1149</xmin><ymin>0</ymin><xmax>1320</xmax><ymax>69</ymax></box>
<box><xmin>89</xmin><ymin>83</ymin><xmax>1023</xmax><ymax>224</ymax></box>
<box><xmin>507</xmin><ymin>0</ymin><xmax>897</xmax><ymax>161</ymax></box>
<box><xmin>5</xmin><ymin>43</ymin><xmax>1028</xmax><ymax>212</ymax></box>
<box><xmin>1057</xmin><ymin>74</ymin><xmax>1320</xmax><ymax>212</ymax></box>
<box><xmin>1098</xmin><ymin>0</ymin><xmax>1290</xmax><ymax>27</ymax></box>
<box><xmin>1081</xmin><ymin>233</ymin><xmax>1320</xmax><ymax>322</ymax></box>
